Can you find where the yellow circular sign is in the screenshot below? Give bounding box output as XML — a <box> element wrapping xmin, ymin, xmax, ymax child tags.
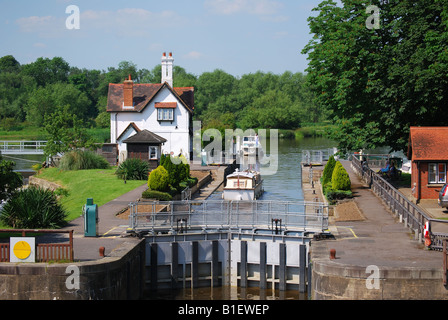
<box><xmin>13</xmin><ymin>241</ymin><xmax>32</xmax><ymax>260</ymax></box>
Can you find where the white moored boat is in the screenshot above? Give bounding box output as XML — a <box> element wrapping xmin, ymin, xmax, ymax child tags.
<box><xmin>223</xmin><ymin>169</ymin><xmax>263</xmax><ymax>201</ymax></box>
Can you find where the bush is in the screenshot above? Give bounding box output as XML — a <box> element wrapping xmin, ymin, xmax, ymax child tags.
<box><xmin>141</xmin><ymin>189</ymin><xmax>172</xmax><ymax>201</ymax></box>
<box><xmin>58</xmin><ymin>150</ymin><xmax>109</xmax><ymax>171</ymax></box>
<box><xmin>0</xmin><ymin>186</ymin><xmax>67</xmax><ymax>229</ymax></box>
<box><xmin>116</xmin><ymin>158</ymin><xmax>149</xmax><ymax>180</ymax></box>
<box><xmin>331</xmin><ymin>161</ymin><xmax>351</xmax><ymax>191</ymax></box>
<box><xmin>160</xmin><ymin>154</ymin><xmax>191</xmax><ymax>189</ymax></box>
<box><xmin>148</xmin><ymin>166</ymin><xmax>169</xmax><ymax>191</ymax></box>
<box><xmin>322</xmin><ymin>155</ymin><xmax>336</xmax><ymax>185</ymax></box>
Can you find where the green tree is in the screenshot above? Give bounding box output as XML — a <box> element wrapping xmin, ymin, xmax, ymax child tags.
<box><xmin>303</xmin><ymin>0</ymin><xmax>448</xmax><ymax>153</ymax></box>
<box><xmin>0</xmin><ymin>55</ymin><xmax>21</xmax><ymax>74</ymax></box>
<box><xmin>0</xmin><ymin>155</ymin><xmax>23</xmax><ymax>202</ymax></box>
<box><xmin>43</xmin><ymin>105</ymin><xmax>95</xmax><ymax>163</ymax></box>
<box><xmin>21</xmin><ymin>57</ymin><xmax>70</xmax><ymax>87</ymax></box>
<box><xmin>26</xmin><ymin>82</ymin><xmax>90</xmax><ymax>126</ymax></box>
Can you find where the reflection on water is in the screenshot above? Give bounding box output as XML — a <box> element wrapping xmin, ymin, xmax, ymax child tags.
<box><xmin>145</xmin><ymin>286</ymin><xmax>307</xmax><ymax>301</ymax></box>
<box><xmin>3</xmin><ymin>154</ymin><xmax>44</xmax><ymax>171</ymax></box>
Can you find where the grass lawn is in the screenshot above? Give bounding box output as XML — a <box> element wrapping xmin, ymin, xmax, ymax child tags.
<box><xmin>35</xmin><ymin>167</ymin><xmax>146</xmax><ymax>222</ymax></box>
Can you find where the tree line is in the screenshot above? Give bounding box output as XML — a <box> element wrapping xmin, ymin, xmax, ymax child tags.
<box><xmin>0</xmin><ymin>55</ymin><xmax>325</xmax><ymax>137</ymax></box>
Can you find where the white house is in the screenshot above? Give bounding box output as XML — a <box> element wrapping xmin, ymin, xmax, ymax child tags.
<box><xmin>107</xmin><ymin>52</ymin><xmax>194</xmax><ymax>164</ymax></box>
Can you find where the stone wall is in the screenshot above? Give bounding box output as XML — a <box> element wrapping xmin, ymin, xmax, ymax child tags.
<box><xmin>29</xmin><ymin>176</ymin><xmax>63</xmax><ymax>191</ymax></box>
<box><xmin>310</xmin><ymin>240</ymin><xmax>448</xmax><ymax>300</ymax></box>
<box><xmin>0</xmin><ymin>240</ymin><xmax>145</xmax><ymax>300</ymax></box>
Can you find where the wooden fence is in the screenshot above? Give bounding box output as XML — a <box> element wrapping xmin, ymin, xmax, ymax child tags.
<box><xmin>0</xmin><ymin>229</ymin><xmax>74</xmax><ymax>263</ymax></box>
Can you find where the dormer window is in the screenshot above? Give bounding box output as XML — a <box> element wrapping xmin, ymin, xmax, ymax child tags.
<box><xmin>157</xmin><ymin>108</ymin><xmax>174</xmax><ymax>121</ymax></box>
<box><xmin>155</xmin><ymin>102</ymin><xmax>177</xmax><ymax>122</ymax></box>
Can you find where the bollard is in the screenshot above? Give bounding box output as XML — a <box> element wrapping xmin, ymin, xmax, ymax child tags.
<box><xmin>330</xmin><ymin>249</ymin><xmax>336</xmax><ymax>260</ymax></box>
<box><xmin>99</xmin><ymin>246</ymin><xmax>105</xmax><ymax>257</ymax></box>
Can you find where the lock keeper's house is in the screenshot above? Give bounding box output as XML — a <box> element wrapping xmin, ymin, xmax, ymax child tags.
<box><xmin>106</xmin><ymin>52</ymin><xmax>194</xmax><ymax>167</ymax></box>
<box><xmin>407</xmin><ymin>126</ymin><xmax>448</xmax><ymax>202</ymax></box>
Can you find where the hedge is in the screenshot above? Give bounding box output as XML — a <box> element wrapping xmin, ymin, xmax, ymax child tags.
<box><xmin>141</xmin><ymin>189</ymin><xmax>172</xmax><ymax>201</ymax></box>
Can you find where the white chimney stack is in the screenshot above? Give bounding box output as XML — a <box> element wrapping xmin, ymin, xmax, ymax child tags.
<box><xmin>161</xmin><ymin>52</ymin><xmax>174</xmax><ymax>87</ymax></box>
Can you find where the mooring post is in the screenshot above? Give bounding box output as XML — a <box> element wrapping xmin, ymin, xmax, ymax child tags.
<box><xmin>279</xmin><ymin>243</ymin><xmax>286</xmax><ymax>291</ymax></box>
<box><xmin>192</xmin><ymin>241</ymin><xmax>199</xmax><ymax>288</ymax></box>
<box><xmin>240</xmin><ymin>241</ymin><xmax>248</xmax><ymax>288</ymax></box>
<box><xmin>260</xmin><ymin>242</ymin><xmax>267</xmax><ymax>290</ymax></box>
<box><xmin>171</xmin><ymin>242</ymin><xmax>179</xmax><ymax>289</ymax></box>
<box><xmin>212</xmin><ymin>240</ymin><xmax>219</xmax><ymax>287</ymax></box>
<box><xmin>299</xmin><ymin>244</ymin><xmax>306</xmax><ymax>293</ymax></box>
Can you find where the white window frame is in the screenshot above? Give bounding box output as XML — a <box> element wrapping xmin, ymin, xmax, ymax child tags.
<box><xmin>157</xmin><ymin>108</ymin><xmax>174</xmax><ymax>121</ymax></box>
<box><xmin>149</xmin><ymin>146</ymin><xmax>158</xmax><ymax>160</ymax></box>
<box><xmin>428</xmin><ymin>162</ymin><xmax>446</xmax><ymax>184</ymax></box>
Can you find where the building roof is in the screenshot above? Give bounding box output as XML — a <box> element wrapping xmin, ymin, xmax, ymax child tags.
<box><xmin>407</xmin><ymin>127</ymin><xmax>448</xmax><ymax>161</ymax></box>
<box><xmin>123</xmin><ymin>129</ymin><xmax>167</xmax><ymax>144</ymax></box>
<box><xmin>106</xmin><ymin>82</ymin><xmax>194</xmax><ymax>114</ymax></box>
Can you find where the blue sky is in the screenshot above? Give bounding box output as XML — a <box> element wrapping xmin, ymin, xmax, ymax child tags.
<box><xmin>0</xmin><ymin>0</ymin><xmax>324</xmax><ymax>77</ymax></box>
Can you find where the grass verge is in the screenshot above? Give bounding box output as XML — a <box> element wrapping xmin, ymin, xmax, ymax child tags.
<box><xmin>34</xmin><ymin>167</ymin><xmax>146</xmax><ymax>222</ymax></box>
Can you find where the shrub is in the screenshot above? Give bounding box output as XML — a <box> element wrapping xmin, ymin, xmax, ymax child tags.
<box><xmin>116</xmin><ymin>158</ymin><xmax>149</xmax><ymax>180</ymax></box>
<box><xmin>58</xmin><ymin>150</ymin><xmax>109</xmax><ymax>171</ymax></box>
<box><xmin>331</xmin><ymin>161</ymin><xmax>351</xmax><ymax>191</ymax></box>
<box><xmin>322</xmin><ymin>155</ymin><xmax>336</xmax><ymax>185</ymax></box>
<box><xmin>0</xmin><ymin>186</ymin><xmax>67</xmax><ymax>229</ymax></box>
<box><xmin>148</xmin><ymin>166</ymin><xmax>169</xmax><ymax>191</ymax></box>
<box><xmin>141</xmin><ymin>189</ymin><xmax>172</xmax><ymax>201</ymax></box>
<box><xmin>160</xmin><ymin>154</ymin><xmax>192</xmax><ymax>190</ymax></box>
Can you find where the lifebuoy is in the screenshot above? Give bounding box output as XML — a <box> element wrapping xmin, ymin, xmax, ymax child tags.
<box><xmin>423</xmin><ymin>221</ymin><xmax>431</xmax><ymax>246</ymax></box>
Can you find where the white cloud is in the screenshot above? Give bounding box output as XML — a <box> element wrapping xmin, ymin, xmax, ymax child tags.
<box><xmin>204</xmin><ymin>0</ymin><xmax>284</xmax><ymax>16</ymax></box>
<box><xmin>15</xmin><ymin>15</ymin><xmax>65</xmax><ymax>38</ymax></box>
<box><xmin>81</xmin><ymin>8</ymin><xmax>186</xmax><ymax>35</ymax></box>
<box><xmin>183</xmin><ymin>51</ymin><xmax>203</xmax><ymax>60</ymax></box>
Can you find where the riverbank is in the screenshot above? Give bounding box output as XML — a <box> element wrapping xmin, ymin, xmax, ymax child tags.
<box><xmin>306</xmin><ymin>160</ymin><xmax>447</xmax><ymax>300</ymax></box>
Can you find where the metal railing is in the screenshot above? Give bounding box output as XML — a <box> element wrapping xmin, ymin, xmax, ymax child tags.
<box><xmin>302</xmin><ymin>148</ymin><xmax>337</xmax><ymax>166</ymax></box>
<box><xmin>128</xmin><ymin>200</ymin><xmax>329</xmax><ymax>235</ymax></box>
<box><xmin>352</xmin><ymin>155</ymin><xmax>448</xmax><ymax>250</ymax></box>
<box><xmin>0</xmin><ymin>141</ymin><xmax>47</xmax><ymax>155</ymax></box>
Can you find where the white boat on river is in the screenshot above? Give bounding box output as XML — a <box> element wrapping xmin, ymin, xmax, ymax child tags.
<box><xmin>223</xmin><ymin>168</ymin><xmax>264</xmax><ymax>201</ymax></box>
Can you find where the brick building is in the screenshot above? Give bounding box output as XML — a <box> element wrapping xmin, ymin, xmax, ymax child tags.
<box><xmin>407</xmin><ymin>127</ymin><xmax>448</xmax><ymax>201</ymax></box>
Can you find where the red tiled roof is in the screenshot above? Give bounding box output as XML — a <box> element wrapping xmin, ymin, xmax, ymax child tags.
<box><xmin>408</xmin><ymin>127</ymin><xmax>448</xmax><ymax>161</ymax></box>
<box><xmin>106</xmin><ymin>83</ymin><xmax>194</xmax><ymax>113</ymax></box>
<box><xmin>155</xmin><ymin>102</ymin><xmax>177</xmax><ymax>109</ymax></box>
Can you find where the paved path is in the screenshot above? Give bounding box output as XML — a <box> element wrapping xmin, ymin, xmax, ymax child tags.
<box><xmin>60</xmin><ymin>183</ymin><xmax>148</xmax><ymax>261</ymax></box>
<box><xmin>322</xmin><ymin>160</ymin><xmax>442</xmax><ymax>269</ymax></box>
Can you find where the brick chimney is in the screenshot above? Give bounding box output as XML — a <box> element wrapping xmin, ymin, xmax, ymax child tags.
<box><xmin>161</xmin><ymin>52</ymin><xmax>174</xmax><ymax>87</ymax></box>
<box><xmin>123</xmin><ymin>75</ymin><xmax>133</xmax><ymax>108</ymax></box>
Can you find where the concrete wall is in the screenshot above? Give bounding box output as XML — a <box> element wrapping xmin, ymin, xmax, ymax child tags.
<box><xmin>310</xmin><ymin>240</ymin><xmax>448</xmax><ymax>300</ymax></box>
<box><xmin>0</xmin><ymin>240</ymin><xmax>145</xmax><ymax>300</ymax></box>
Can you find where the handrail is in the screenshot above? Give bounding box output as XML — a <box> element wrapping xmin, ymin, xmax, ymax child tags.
<box><xmin>128</xmin><ymin>200</ymin><xmax>329</xmax><ymax>235</ymax></box>
<box><xmin>351</xmin><ymin>154</ymin><xmax>448</xmax><ymax>250</ymax></box>
<box><xmin>0</xmin><ymin>141</ymin><xmax>47</xmax><ymax>155</ymax></box>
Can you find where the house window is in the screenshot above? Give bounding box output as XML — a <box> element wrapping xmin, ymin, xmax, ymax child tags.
<box><xmin>157</xmin><ymin>109</ymin><xmax>174</xmax><ymax>121</ymax></box>
<box><xmin>429</xmin><ymin>163</ymin><xmax>446</xmax><ymax>184</ymax></box>
<box><xmin>149</xmin><ymin>146</ymin><xmax>158</xmax><ymax>160</ymax></box>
